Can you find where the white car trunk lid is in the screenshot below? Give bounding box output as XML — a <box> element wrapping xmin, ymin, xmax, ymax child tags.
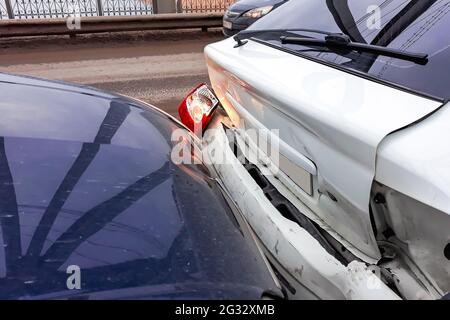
<box><xmin>205</xmin><ymin>38</ymin><xmax>442</xmax><ymax>260</ymax></box>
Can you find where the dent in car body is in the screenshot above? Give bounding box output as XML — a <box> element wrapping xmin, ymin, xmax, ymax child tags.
<box><xmin>204</xmin><ymin>38</ymin><xmax>442</xmax><ymax>261</ymax></box>
<box><xmin>203</xmin><ymin>123</ymin><xmax>400</xmax><ymax>300</ymax></box>
<box><xmin>374</xmin><ymin>105</ymin><xmax>450</xmax><ymax>295</ymax></box>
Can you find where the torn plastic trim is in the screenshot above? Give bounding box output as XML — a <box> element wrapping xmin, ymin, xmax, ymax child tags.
<box><xmin>241</xmin><ymin>158</ymin><xmax>350</xmax><ymax>266</ymax></box>
<box><xmin>371</xmin><ymin>182</ymin><xmax>449</xmax><ymax>298</ymax></box>
<box><xmin>203</xmin><ymin>124</ymin><xmax>400</xmax><ymax>300</ymax></box>
<box><xmin>226</xmin><ymin>121</ymin><xmax>378</xmax><ymax>264</ymax></box>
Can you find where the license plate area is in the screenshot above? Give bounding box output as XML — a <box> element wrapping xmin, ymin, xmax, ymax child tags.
<box><xmin>224</xmin><ymin>124</ymin><xmax>314</xmax><ymax>197</ymax></box>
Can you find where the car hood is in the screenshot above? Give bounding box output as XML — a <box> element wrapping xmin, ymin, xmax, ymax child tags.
<box><xmin>205</xmin><ymin>38</ymin><xmax>443</xmax><ymax>261</ymax></box>
<box><xmin>229</xmin><ymin>0</ymin><xmax>284</xmax><ymax>12</ymax></box>
<box><xmin>0</xmin><ymin>74</ymin><xmax>280</xmax><ymax>299</ymax></box>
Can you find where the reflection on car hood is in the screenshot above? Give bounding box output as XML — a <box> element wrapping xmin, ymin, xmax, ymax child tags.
<box><xmin>0</xmin><ymin>73</ymin><xmax>280</xmax><ymax>300</ymax></box>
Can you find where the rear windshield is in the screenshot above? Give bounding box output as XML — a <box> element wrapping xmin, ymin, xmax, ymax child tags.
<box><xmin>248</xmin><ymin>0</ymin><xmax>450</xmax><ymax>101</ymax></box>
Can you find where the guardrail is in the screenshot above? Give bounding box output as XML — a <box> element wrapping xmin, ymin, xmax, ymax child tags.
<box><xmin>0</xmin><ymin>12</ymin><xmax>224</xmax><ymax>38</ymax></box>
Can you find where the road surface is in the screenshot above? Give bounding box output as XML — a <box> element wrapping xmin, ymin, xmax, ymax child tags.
<box><xmin>0</xmin><ymin>29</ymin><xmax>224</xmax><ymax>117</ymax></box>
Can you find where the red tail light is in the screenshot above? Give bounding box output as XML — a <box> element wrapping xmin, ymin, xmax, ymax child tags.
<box><xmin>178</xmin><ymin>83</ymin><xmax>219</xmax><ymax>133</ymax></box>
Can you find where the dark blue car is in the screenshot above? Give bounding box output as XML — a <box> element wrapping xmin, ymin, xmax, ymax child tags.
<box><xmin>223</xmin><ymin>0</ymin><xmax>288</xmax><ymax>37</ymax></box>
<box><xmin>0</xmin><ymin>73</ymin><xmax>283</xmax><ymax>300</ymax></box>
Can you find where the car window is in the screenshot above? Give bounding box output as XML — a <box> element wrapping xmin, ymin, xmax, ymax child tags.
<box><xmin>248</xmin><ymin>0</ymin><xmax>450</xmax><ymax>101</ymax></box>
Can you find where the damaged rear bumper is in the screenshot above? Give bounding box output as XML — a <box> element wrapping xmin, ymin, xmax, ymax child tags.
<box><xmin>202</xmin><ymin>115</ymin><xmax>400</xmax><ymax>300</ymax></box>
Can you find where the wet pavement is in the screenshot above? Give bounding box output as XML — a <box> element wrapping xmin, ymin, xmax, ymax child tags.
<box><xmin>0</xmin><ymin>29</ymin><xmax>224</xmax><ymax>117</ymax></box>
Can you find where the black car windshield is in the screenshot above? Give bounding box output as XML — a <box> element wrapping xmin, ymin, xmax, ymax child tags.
<box><xmin>247</xmin><ymin>0</ymin><xmax>450</xmax><ymax>101</ymax></box>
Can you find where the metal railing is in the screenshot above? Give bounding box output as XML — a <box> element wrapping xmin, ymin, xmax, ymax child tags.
<box><xmin>0</xmin><ymin>0</ymin><xmax>153</xmax><ymax>19</ymax></box>
<box><xmin>0</xmin><ymin>0</ymin><xmax>234</xmax><ymax>19</ymax></box>
<box><xmin>102</xmin><ymin>0</ymin><xmax>153</xmax><ymax>16</ymax></box>
<box><xmin>181</xmin><ymin>0</ymin><xmax>234</xmax><ymax>13</ymax></box>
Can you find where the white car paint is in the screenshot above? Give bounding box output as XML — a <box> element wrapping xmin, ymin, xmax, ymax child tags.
<box><xmin>203</xmin><ymin>36</ymin><xmax>449</xmax><ymax>299</ymax></box>
<box><xmin>204</xmin><ymin>37</ymin><xmax>442</xmax><ymax>261</ymax></box>
<box><xmin>375</xmin><ymin>102</ymin><xmax>450</xmax><ymax>294</ymax></box>
<box><xmin>203</xmin><ymin>125</ymin><xmax>400</xmax><ymax>300</ymax></box>
<box><xmin>377</xmin><ymin>101</ymin><xmax>450</xmax><ymax>215</ymax></box>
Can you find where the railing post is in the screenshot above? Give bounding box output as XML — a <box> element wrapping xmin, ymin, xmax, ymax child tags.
<box><xmin>96</xmin><ymin>0</ymin><xmax>103</xmax><ymax>16</ymax></box>
<box><xmin>152</xmin><ymin>0</ymin><xmax>158</xmax><ymax>14</ymax></box>
<box><xmin>5</xmin><ymin>0</ymin><xmax>14</xmax><ymax>19</ymax></box>
<box><xmin>154</xmin><ymin>0</ymin><xmax>176</xmax><ymax>13</ymax></box>
<box><xmin>176</xmin><ymin>0</ymin><xmax>182</xmax><ymax>13</ymax></box>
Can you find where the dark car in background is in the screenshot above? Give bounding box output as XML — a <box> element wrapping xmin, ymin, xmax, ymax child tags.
<box><xmin>223</xmin><ymin>0</ymin><xmax>288</xmax><ymax>36</ymax></box>
<box><xmin>0</xmin><ymin>73</ymin><xmax>283</xmax><ymax>300</ymax></box>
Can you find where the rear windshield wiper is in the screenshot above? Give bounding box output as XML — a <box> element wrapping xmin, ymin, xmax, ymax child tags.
<box><xmin>233</xmin><ymin>28</ymin><xmax>332</xmax><ymax>48</ymax></box>
<box><xmin>280</xmin><ymin>33</ymin><xmax>428</xmax><ymax>65</ymax></box>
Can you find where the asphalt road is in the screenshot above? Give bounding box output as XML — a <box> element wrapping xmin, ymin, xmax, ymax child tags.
<box><xmin>0</xmin><ymin>29</ymin><xmax>224</xmax><ymax>117</ymax></box>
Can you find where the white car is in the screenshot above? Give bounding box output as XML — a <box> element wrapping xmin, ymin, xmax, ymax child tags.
<box><xmin>176</xmin><ymin>0</ymin><xmax>450</xmax><ymax>300</ymax></box>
